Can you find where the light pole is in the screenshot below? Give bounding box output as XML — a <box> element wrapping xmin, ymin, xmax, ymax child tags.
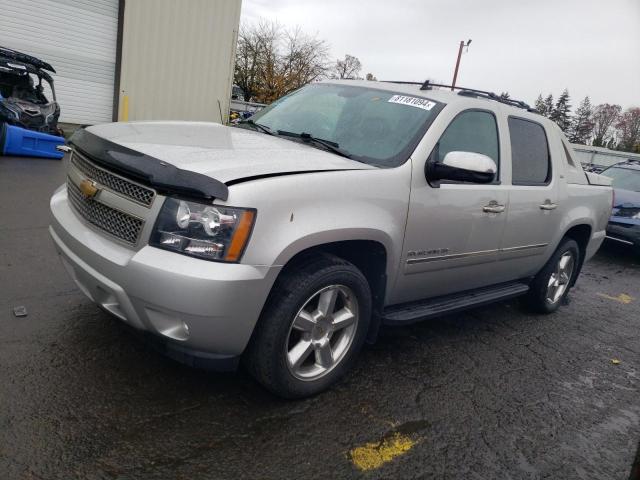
<box><xmin>451</xmin><ymin>39</ymin><xmax>472</xmax><ymax>90</ymax></box>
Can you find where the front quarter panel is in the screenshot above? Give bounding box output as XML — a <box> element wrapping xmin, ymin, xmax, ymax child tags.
<box><xmin>221</xmin><ymin>162</ymin><xmax>413</xmax><ymax>300</ymax></box>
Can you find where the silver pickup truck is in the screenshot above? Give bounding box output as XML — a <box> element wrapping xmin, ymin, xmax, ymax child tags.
<box><xmin>49</xmin><ymin>80</ymin><xmax>612</xmax><ymax>398</ymax></box>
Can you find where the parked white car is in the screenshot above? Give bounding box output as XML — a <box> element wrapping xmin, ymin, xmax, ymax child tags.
<box><xmin>50</xmin><ymin>80</ymin><xmax>612</xmax><ymax>397</ymax></box>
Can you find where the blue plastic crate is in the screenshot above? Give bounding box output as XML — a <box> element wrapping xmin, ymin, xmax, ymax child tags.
<box><xmin>1</xmin><ymin>123</ymin><xmax>65</xmax><ymax>159</ymax></box>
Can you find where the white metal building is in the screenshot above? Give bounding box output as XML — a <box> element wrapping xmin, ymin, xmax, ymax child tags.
<box><xmin>0</xmin><ymin>0</ymin><xmax>241</xmax><ymax>125</ymax></box>
<box><xmin>572</xmin><ymin>143</ymin><xmax>640</xmax><ymax>169</ymax></box>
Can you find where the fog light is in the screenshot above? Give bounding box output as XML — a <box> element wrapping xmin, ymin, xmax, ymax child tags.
<box><xmin>145</xmin><ymin>308</ymin><xmax>190</xmax><ymax>341</ymax></box>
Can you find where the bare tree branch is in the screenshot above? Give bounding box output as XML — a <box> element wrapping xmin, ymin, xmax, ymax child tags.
<box><xmin>233</xmin><ymin>20</ymin><xmax>330</xmax><ymax>104</ymax></box>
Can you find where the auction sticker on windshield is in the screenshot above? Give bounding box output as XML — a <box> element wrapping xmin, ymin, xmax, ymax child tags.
<box><xmin>388</xmin><ymin>95</ymin><xmax>436</xmax><ymax>111</ymax></box>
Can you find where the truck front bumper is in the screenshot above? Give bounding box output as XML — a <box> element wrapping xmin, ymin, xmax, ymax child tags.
<box><xmin>49</xmin><ymin>186</ymin><xmax>280</xmax><ymax>370</ymax></box>
<box><xmin>606</xmin><ymin>219</ymin><xmax>640</xmax><ymax>248</ymax></box>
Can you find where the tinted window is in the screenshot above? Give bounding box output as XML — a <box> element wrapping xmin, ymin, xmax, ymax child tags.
<box><xmin>436</xmin><ymin>110</ymin><xmax>499</xmax><ymax>164</ymax></box>
<box><xmin>509</xmin><ymin>117</ymin><xmax>551</xmax><ymax>185</ymax></box>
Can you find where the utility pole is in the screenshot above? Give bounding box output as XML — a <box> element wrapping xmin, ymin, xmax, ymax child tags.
<box><xmin>451</xmin><ymin>39</ymin><xmax>472</xmax><ymax>90</ymax></box>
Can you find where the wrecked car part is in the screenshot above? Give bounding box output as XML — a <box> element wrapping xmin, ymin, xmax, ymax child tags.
<box><xmin>0</xmin><ymin>46</ymin><xmax>60</xmax><ymax>134</ymax></box>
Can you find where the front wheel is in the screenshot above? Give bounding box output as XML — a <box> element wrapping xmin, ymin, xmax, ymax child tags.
<box><xmin>244</xmin><ymin>254</ymin><xmax>371</xmax><ymax>398</ymax></box>
<box><xmin>524</xmin><ymin>238</ymin><xmax>580</xmax><ymax>314</ymax></box>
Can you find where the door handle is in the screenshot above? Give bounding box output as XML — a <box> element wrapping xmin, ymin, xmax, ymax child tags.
<box><xmin>483</xmin><ymin>201</ymin><xmax>506</xmax><ymax>213</ymax></box>
<box><xmin>539</xmin><ymin>202</ymin><xmax>558</xmax><ymax>210</ymax></box>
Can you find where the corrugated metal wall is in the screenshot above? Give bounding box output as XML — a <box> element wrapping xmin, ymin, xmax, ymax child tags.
<box><xmin>118</xmin><ymin>0</ymin><xmax>241</xmax><ymax>123</ymax></box>
<box><xmin>0</xmin><ymin>0</ymin><xmax>119</xmax><ymax>125</ymax></box>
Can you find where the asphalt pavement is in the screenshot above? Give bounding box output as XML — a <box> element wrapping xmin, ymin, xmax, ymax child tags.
<box><xmin>1</xmin><ymin>154</ymin><xmax>639</xmax><ymax>479</ymax></box>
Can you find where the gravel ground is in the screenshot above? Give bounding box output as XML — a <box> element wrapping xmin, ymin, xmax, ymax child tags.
<box><xmin>1</xmin><ymin>155</ymin><xmax>639</xmax><ymax>479</ymax></box>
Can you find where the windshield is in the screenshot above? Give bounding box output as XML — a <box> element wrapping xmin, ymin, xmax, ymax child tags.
<box><xmin>602</xmin><ymin>166</ymin><xmax>640</xmax><ymax>191</ymax></box>
<box><xmin>247</xmin><ymin>83</ymin><xmax>442</xmax><ymax>167</ymax></box>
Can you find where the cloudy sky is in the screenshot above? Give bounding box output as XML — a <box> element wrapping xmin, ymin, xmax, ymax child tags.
<box><xmin>241</xmin><ymin>0</ymin><xmax>639</xmax><ymax>109</ymax></box>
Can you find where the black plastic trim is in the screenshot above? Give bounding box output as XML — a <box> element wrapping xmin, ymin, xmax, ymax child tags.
<box><xmin>382</xmin><ymin>281</ymin><xmax>530</xmax><ymax>325</ymax></box>
<box><xmin>225</xmin><ymin>169</ymin><xmax>362</xmax><ymax>186</ymax></box>
<box><xmin>69</xmin><ymin>128</ymin><xmax>229</xmax><ymax>201</ymax></box>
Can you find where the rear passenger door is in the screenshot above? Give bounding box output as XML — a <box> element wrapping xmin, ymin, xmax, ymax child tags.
<box><xmin>500</xmin><ymin>117</ymin><xmax>562</xmax><ymax>277</ymax></box>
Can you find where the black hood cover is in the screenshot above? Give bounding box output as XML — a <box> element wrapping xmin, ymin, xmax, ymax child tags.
<box><xmin>70</xmin><ymin>128</ymin><xmax>229</xmax><ymax>202</ymax></box>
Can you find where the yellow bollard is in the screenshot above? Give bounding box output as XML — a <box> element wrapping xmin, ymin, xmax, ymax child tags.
<box><xmin>121</xmin><ymin>94</ymin><xmax>129</xmax><ymax>122</ymax></box>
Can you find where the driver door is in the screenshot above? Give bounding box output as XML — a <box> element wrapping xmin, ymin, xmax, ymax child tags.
<box><xmin>392</xmin><ymin>108</ymin><xmax>511</xmax><ymax>305</ymax></box>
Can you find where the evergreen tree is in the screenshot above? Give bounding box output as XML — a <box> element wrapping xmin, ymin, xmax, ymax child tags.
<box><xmin>534</xmin><ymin>94</ymin><xmax>546</xmax><ymax>115</ymax></box>
<box><xmin>568</xmin><ymin>96</ymin><xmax>594</xmax><ymax>144</ymax></box>
<box><xmin>499</xmin><ymin>92</ymin><xmax>510</xmax><ymax>100</ymax></box>
<box><xmin>550</xmin><ymin>89</ymin><xmax>572</xmax><ymax>133</ymax></box>
<box><xmin>543</xmin><ymin>94</ymin><xmax>554</xmax><ymax>118</ymax></box>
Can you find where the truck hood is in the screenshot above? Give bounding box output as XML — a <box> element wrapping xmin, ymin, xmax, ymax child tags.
<box><xmin>85</xmin><ymin>121</ymin><xmax>375</xmax><ymax>184</ymax></box>
<box><xmin>613</xmin><ymin>188</ymin><xmax>640</xmax><ymax>208</ymax></box>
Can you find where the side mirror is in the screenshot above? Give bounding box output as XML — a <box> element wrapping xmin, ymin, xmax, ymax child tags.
<box><xmin>426</xmin><ymin>151</ymin><xmax>497</xmax><ymax>184</ymax></box>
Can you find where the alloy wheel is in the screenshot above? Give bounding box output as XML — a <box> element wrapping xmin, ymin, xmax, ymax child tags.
<box><xmin>285</xmin><ymin>285</ymin><xmax>359</xmax><ymax>381</ymax></box>
<box><xmin>545</xmin><ymin>251</ymin><xmax>575</xmax><ymax>304</ymax></box>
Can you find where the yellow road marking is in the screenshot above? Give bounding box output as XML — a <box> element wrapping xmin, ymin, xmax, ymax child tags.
<box><xmin>597</xmin><ymin>293</ymin><xmax>634</xmax><ymax>304</ymax></box>
<box><xmin>349</xmin><ymin>433</ymin><xmax>417</xmax><ymax>471</ymax></box>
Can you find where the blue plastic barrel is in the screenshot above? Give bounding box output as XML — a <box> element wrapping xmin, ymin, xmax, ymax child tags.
<box><xmin>0</xmin><ymin>123</ymin><xmax>65</xmax><ymax>159</ymax></box>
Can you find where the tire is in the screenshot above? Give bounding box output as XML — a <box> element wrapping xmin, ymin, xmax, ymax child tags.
<box><xmin>244</xmin><ymin>254</ymin><xmax>372</xmax><ymax>399</ymax></box>
<box><xmin>523</xmin><ymin>238</ymin><xmax>580</xmax><ymax>314</ymax></box>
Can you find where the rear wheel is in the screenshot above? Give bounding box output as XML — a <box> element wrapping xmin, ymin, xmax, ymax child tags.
<box><xmin>244</xmin><ymin>254</ymin><xmax>371</xmax><ymax>398</ymax></box>
<box><xmin>524</xmin><ymin>238</ymin><xmax>579</xmax><ymax>314</ymax></box>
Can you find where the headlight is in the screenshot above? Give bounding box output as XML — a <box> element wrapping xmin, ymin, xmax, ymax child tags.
<box><xmin>150</xmin><ymin>198</ymin><xmax>256</xmax><ymax>262</ymax></box>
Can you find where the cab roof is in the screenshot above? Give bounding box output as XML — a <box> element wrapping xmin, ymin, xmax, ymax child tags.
<box><xmin>320</xmin><ymin>79</ymin><xmax>549</xmax><ymax>126</ymax></box>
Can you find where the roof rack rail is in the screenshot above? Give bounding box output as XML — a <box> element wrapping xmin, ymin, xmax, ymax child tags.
<box><xmin>421</xmin><ymin>80</ymin><xmax>539</xmax><ymax>113</ymax></box>
<box><xmin>382</xmin><ymin>80</ymin><xmax>539</xmax><ymax>113</ymax></box>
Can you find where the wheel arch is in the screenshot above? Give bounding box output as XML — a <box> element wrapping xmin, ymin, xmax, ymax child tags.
<box><xmin>562</xmin><ymin>223</ymin><xmax>592</xmax><ymax>287</ymax></box>
<box><xmin>270</xmin><ymin>238</ymin><xmax>390</xmax><ymax>343</ymax></box>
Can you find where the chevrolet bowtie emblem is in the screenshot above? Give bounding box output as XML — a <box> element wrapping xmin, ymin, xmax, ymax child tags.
<box><xmin>79</xmin><ymin>179</ymin><xmax>99</xmax><ymax>198</ymax></box>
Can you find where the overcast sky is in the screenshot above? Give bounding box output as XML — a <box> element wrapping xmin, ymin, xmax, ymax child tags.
<box><xmin>241</xmin><ymin>0</ymin><xmax>639</xmax><ymax>110</ymax></box>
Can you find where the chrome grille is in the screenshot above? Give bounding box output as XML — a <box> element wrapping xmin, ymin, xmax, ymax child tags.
<box><xmin>71</xmin><ymin>151</ymin><xmax>155</xmax><ymax>207</ymax></box>
<box><xmin>67</xmin><ymin>179</ymin><xmax>144</xmax><ymax>245</ymax></box>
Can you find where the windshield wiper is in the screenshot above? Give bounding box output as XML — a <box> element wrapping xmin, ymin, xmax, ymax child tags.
<box><xmin>237</xmin><ymin>119</ymin><xmax>274</xmax><ymax>135</ymax></box>
<box><xmin>277</xmin><ymin>130</ymin><xmax>352</xmax><ymax>159</ymax></box>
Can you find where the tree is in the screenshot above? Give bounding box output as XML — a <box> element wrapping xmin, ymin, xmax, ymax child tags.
<box><xmin>334</xmin><ymin>54</ymin><xmax>362</xmax><ymax>80</ymax></box>
<box><xmin>616</xmin><ymin>107</ymin><xmax>640</xmax><ymax>153</ymax></box>
<box><xmin>365</xmin><ymin>73</ymin><xmax>377</xmax><ymax>81</ymax></box>
<box><xmin>534</xmin><ymin>94</ymin><xmax>547</xmax><ymax>116</ymax></box>
<box><xmin>591</xmin><ymin>103</ymin><xmax>622</xmax><ymax>147</ymax></box>
<box><xmin>543</xmin><ymin>94</ymin><xmax>554</xmax><ymax>118</ymax></box>
<box><xmin>234</xmin><ymin>20</ymin><xmax>330</xmax><ymax>104</ymax></box>
<box><xmin>550</xmin><ymin>89</ymin><xmax>572</xmax><ymax>133</ymax></box>
<box><xmin>499</xmin><ymin>92</ymin><xmax>510</xmax><ymax>100</ymax></box>
<box><xmin>234</xmin><ymin>22</ymin><xmax>279</xmax><ymax>101</ymax></box>
<box><xmin>568</xmin><ymin>96</ymin><xmax>594</xmax><ymax>144</ymax></box>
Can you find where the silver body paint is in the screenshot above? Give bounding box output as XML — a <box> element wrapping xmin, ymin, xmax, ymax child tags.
<box><xmin>49</xmin><ymin>80</ymin><xmax>612</xmax><ymax>359</ymax></box>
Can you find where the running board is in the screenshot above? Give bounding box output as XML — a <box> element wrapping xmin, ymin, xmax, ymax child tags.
<box><xmin>382</xmin><ymin>281</ymin><xmax>530</xmax><ymax>324</ymax></box>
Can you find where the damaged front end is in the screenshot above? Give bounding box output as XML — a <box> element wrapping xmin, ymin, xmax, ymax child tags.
<box><xmin>0</xmin><ymin>46</ymin><xmax>61</xmax><ymax>135</ymax></box>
